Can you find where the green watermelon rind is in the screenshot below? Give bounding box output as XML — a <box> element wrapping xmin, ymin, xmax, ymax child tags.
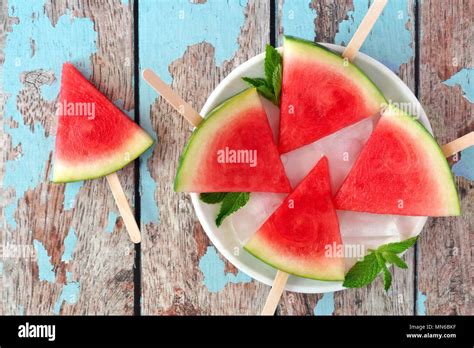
<box><xmin>284</xmin><ymin>35</ymin><xmax>387</xmax><ymax>106</ymax></box>
<box><xmin>243</xmin><ymin>243</ymin><xmax>345</xmax><ymax>282</ymax></box>
<box><xmin>174</xmin><ymin>88</ymin><xmax>258</xmax><ymax>191</ymax></box>
<box><xmin>383</xmin><ymin>105</ymin><xmax>461</xmax><ymax>215</ymax></box>
<box><xmin>52</xmin><ymin>133</ymin><xmax>153</xmax><ymax>183</ymax></box>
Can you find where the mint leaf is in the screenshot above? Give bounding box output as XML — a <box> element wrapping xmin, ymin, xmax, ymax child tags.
<box><xmin>200</xmin><ymin>192</ymin><xmax>227</xmax><ymax>204</ymax></box>
<box><xmin>215</xmin><ymin>192</ymin><xmax>250</xmax><ymax>227</ymax></box>
<box><xmin>382</xmin><ymin>266</ymin><xmax>392</xmax><ymax>291</ymax></box>
<box><xmin>200</xmin><ymin>192</ymin><xmax>251</xmax><ymax>227</ymax></box>
<box><xmin>343</xmin><ymin>237</ymin><xmax>417</xmax><ymax>291</ymax></box>
<box><xmin>374</xmin><ymin>252</ymin><xmax>391</xmax><ymax>291</ymax></box>
<box><xmin>242</xmin><ymin>77</ymin><xmax>274</xmax><ymax>101</ymax></box>
<box><xmin>378</xmin><ymin>236</ymin><xmax>418</xmax><ymax>253</ymax></box>
<box><xmin>375</xmin><ymin>252</ymin><xmax>384</xmax><ymax>268</ymax></box>
<box><xmin>264</xmin><ymin>45</ymin><xmax>282</xmax><ymax>82</ymax></box>
<box><xmin>343</xmin><ymin>253</ymin><xmax>382</xmax><ymax>288</ymax></box>
<box><xmin>272</xmin><ymin>64</ymin><xmax>282</xmax><ymax>104</ymax></box>
<box><xmin>242</xmin><ymin>77</ymin><xmax>267</xmax><ymax>88</ymax></box>
<box><xmin>381</xmin><ymin>263</ymin><xmax>392</xmax><ymax>291</ymax></box>
<box><xmin>382</xmin><ymin>252</ymin><xmax>408</xmax><ymax>269</ymax></box>
<box><xmin>256</xmin><ymin>85</ymin><xmax>275</xmax><ymax>101</ymax></box>
<box><xmin>242</xmin><ymin>44</ymin><xmax>282</xmax><ymax>105</ymax></box>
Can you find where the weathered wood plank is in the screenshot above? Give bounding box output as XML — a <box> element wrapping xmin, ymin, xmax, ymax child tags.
<box><xmin>276</xmin><ymin>0</ymin><xmax>417</xmax><ymax>315</ymax></box>
<box><xmin>1</xmin><ymin>0</ymin><xmax>135</xmax><ymax>314</ymax></box>
<box><xmin>417</xmin><ymin>0</ymin><xmax>473</xmax><ymax>315</ymax></box>
<box><xmin>139</xmin><ymin>0</ymin><xmax>272</xmax><ymax>315</ymax></box>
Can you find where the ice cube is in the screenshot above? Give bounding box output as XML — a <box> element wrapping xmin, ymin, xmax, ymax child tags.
<box><xmin>229</xmin><ymin>192</ymin><xmax>286</xmax><ymax>244</ymax></box>
<box><xmin>261</xmin><ymin>97</ymin><xmax>280</xmax><ymax>143</ymax></box>
<box><xmin>280</xmin><ymin>114</ymin><xmax>378</xmax><ymax>192</ymax></box>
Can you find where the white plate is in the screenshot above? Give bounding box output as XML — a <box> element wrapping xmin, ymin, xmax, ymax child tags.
<box><xmin>191</xmin><ymin>44</ymin><xmax>429</xmax><ymax>293</ymax></box>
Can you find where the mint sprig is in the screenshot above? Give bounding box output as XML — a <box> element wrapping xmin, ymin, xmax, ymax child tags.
<box><xmin>199</xmin><ymin>192</ymin><xmax>250</xmax><ymax>227</ymax></box>
<box><xmin>200</xmin><ymin>192</ymin><xmax>227</xmax><ymax>204</ymax></box>
<box><xmin>242</xmin><ymin>45</ymin><xmax>283</xmax><ymax>105</ymax></box>
<box><xmin>343</xmin><ymin>236</ymin><xmax>417</xmax><ymax>291</ymax></box>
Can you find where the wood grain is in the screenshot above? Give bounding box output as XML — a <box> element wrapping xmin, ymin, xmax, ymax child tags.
<box><xmin>1</xmin><ymin>0</ymin><xmax>135</xmax><ymax>314</ymax></box>
<box><xmin>417</xmin><ymin>0</ymin><xmax>473</xmax><ymax>315</ymax></box>
<box><xmin>139</xmin><ymin>0</ymin><xmax>272</xmax><ymax>315</ymax></box>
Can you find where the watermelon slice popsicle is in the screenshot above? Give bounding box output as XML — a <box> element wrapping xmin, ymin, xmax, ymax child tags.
<box><xmin>142</xmin><ymin>71</ymin><xmax>290</xmax><ymax>194</ymax></box>
<box><xmin>53</xmin><ymin>63</ymin><xmax>154</xmax><ymax>243</ymax></box>
<box><xmin>334</xmin><ymin>105</ymin><xmax>467</xmax><ymax>216</ymax></box>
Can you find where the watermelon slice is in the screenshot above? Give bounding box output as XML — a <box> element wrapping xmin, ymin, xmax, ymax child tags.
<box><xmin>175</xmin><ymin>88</ymin><xmax>291</xmax><ymax>193</ymax></box>
<box><xmin>279</xmin><ymin>36</ymin><xmax>386</xmax><ymax>154</ymax></box>
<box><xmin>244</xmin><ymin>156</ymin><xmax>345</xmax><ymax>281</ymax></box>
<box><xmin>53</xmin><ymin>63</ymin><xmax>153</xmax><ymax>182</ymax></box>
<box><xmin>335</xmin><ymin>105</ymin><xmax>460</xmax><ymax>216</ymax></box>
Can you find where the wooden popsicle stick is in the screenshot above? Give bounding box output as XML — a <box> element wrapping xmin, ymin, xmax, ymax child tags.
<box><xmin>342</xmin><ymin>0</ymin><xmax>388</xmax><ymax>61</ymax></box>
<box><xmin>261</xmin><ymin>271</ymin><xmax>289</xmax><ymax>315</ymax></box>
<box><xmin>106</xmin><ymin>172</ymin><xmax>141</xmax><ymax>243</ymax></box>
<box><xmin>142</xmin><ymin>69</ymin><xmax>203</xmax><ymax>128</ymax></box>
<box><xmin>441</xmin><ymin>132</ymin><xmax>474</xmax><ymax>157</ymax></box>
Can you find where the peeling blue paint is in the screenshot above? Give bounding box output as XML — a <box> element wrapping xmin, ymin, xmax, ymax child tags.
<box><xmin>198</xmin><ymin>246</ymin><xmax>251</xmax><ymax>292</ymax></box>
<box><xmin>18</xmin><ymin>305</ymin><xmax>25</xmax><ymax>315</ymax></box>
<box><xmin>138</xmin><ymin>0</ymin><xmax>249</xmax><ymax>224</ymax></box>
<box><xmin>55</xmin><ymin>230</ymin><xmax>80</xmax><ymax>314</ymax></box>
<box><xmin>452</xmin><ymin>147</ymin><xmax>474</xmax><ymax>181</ymax></box>
<box><xmin>0</xmin><ymin>262</ymin><xmax>3</xmax><ymax>275</ymax></box>
<box><xmin>443</xmin><ymin>68</ymin><xmax>474</xmax><ymax>103</ymax></box>
<box><xmin>66</xmin><ymin>271</ymin><xmax>73</xmax><ymax>282</ymax></box>
<box><xmin>53</xmin><ymin>272</ymin><xmax>80</xmax><ymax>314</ymax></box>
<box><xmin>416</xmin><ymin>290</ymin><xmax>427</xmax><ymax>315</ymax></box>
<box><xmin>335</xmin><ymin>0</ymin><xmax>413</xmax><ymax>72</ymax></box>
<box><xmin>281</xmin><ymin>0</ymin><xmax>316</xmax><ymax>41</ymax></box>
<box><xmin>33</xmin><ymin>240</ymin><xmax>55</xmax><ymax>283</ymax></box>
<box><xmin>444</xmin><ymin>68</ymin><xmax>474</xmax><ymax>182</ymax></box>
<box><xmin>106</xmin><ymin>211</ymin><xmax>118</xmax><ymax>233</ymax></box>
<box><xmin>2</xmin><ymin>0</ymin><xmax>97</xmax><ymax>229</ymax></box>
<box><xmin>4</xmin><ymin>204</ymin><xmax>17</xmax><ymax>229</ymax></box>
<box><xmin>61</xmin><ymin>227</ymin><xmax>77</xmax><ymax>263</ymax></box>
<box><xmin>4</xmin><ymin>124</ymin><xmax>53</xmax><ymax>229</ymax></box>
<box><xmin>139</xmin><ymin>149</ymin><xmax>159</xmax><ymax>225</ymax></box>
<box><xmin>63</xmin><ymin>182</ymin><xmax>84</xmax><ymax>211</ymax></box>
<box><xmin>314</xmin><ymin>292</ymin><xmax>335</xmax><ymax>315</ymax></box>
<box><xmin>139</xmin><ymin>0</ymin><xmax>247</xmax><ymax>84</ymax></box>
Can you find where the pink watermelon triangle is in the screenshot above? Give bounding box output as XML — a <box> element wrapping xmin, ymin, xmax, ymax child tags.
<box><xmin>53</xmin><ymin>63</ymin><xmax>153</xmax><ymax>182</ymax></box>
<box><xmin>244</xmin><ymin>156</ymin><xmax>345</xmax><ymax>281</ymax></box>
<box><xmin>334</xmin><ymin>106</ymin><xmax>460</xmax><ymax>216</ymax></box>
<box><xmin>174</xmin><ymin>88</ymin><xmax>291</xmax><ymax>193</ymax></box>
<box><xmin>278</xmin><ymin>36</ymin><xmax>386</xmax><ymax>154</ymax></box>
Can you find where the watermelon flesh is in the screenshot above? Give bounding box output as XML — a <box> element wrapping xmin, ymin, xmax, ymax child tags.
<box><xmin>335</xmin><ymin>105</ymin><xmax>460</xmax><ymax>216</ymax></box>
<box><xmin>279</xmin><ymin>36</ymin><xmax>386</xmax><ymax>154</ymax></box>
<box><xmin>244</xmin><ymin>156</ymin><xmax>345</xmax><ymax>281</ymax></box>
<box><xmin>53</xmin><ymin>63</ymin><xmax>153</xmax><ymax>182</ymax></box>
<box><xmin>175</xmin><ymin>88</ymin><xmax>291</xmax><ymax>193</ymax></box>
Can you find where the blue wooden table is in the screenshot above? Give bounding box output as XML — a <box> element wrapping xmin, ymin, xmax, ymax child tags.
<box><xmin>0</xmin><ymin>0</ymin><xmax>472</xmax><ymax>315</ymax></box>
